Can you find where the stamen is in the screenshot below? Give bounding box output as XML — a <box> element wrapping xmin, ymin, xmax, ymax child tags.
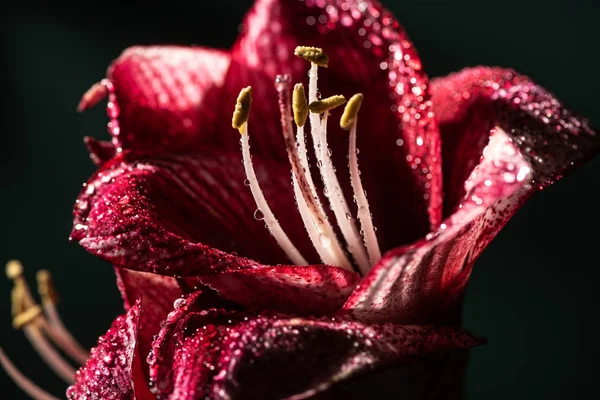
<box><xmin>308</xmin><ymin>95</ymin><xmax>347</xmax><ymax>114</ymax></box>
<box><xmin>292</xmin><ymin>83</ymin><xmax>308</xmax><ymax>127</ymax></box>
<box><xmin>37</xmin><ymin>270</ymin><xmax>90</xmax><ymax>365</ymax></box>
<box><xmin>0</xmin><ymin>347</ymin><xmax>59</xmax><ymax>400</ymax></box>
<box><xmin>234</xmin><ymin>89</ymin><xmax>308</xmax><ymax>265</ymax></box>
<box><xmin>6</xmin><ymin>261</ymin><xmax>76</xmax><ymax>384</ymax></box>
<box><xmin>23</xmin><ymin>325</ymin><xmax>76</xmax><ymax>384</ymax></box>
<box><xmin>315</xmin><ymin>111</ymin><xmax>371</xmax><ymax>272</ymax></box>
<box><xmin>295</xmin><ymin>47</ymin><xmax>370</xmax><ymax>271</ymax></box>
<box><xmin>294</xmin><ymin>46</ymin><xmax>329</xmax><ymax>67</ymax></box>
<box><xmin>292</xmin><ymin>83</ymin><xmax>349</xmax><ymax>266</ymax></box>
<box><xmin>343</xmin><ymin>94</ymin><xmax>382</xmax><ymax>268</ymax></box>
<box><xmin>232</xmin><ymin>86</ymin><xmax>252</xmax><ymax>132</ymax></box>
<box><xmin>275</xmin><ymin>76</ymin><xmax>352</xmax><ymax>271</ymax></box>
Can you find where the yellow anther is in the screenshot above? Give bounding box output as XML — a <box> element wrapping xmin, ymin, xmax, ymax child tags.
<box><xmin>308</xmin><ymin>95</ymin><xmax>347</xmax><ymax>114</ymax></box>
<box><xmin>293</xmin><ymin>83</ymin><xmax>308</xmax><ymax>127</ymax></box>
<box><xmin>232</xmin><ymin>86</ymin><xmax>253</xmax><ymax>133</ymax></box>
<box><xmin>37</xmin><ymin>270</ymin><xmax>59</xmax><ymax>305</ymax></box>
<box><xmin>294</xmin><ymin>46</ymin><xmax>329</xmax><ymax>67</ymax></box>
<box><xmin>12</xmin><ymin>305</ymin><xmax>43</xmax><ymax>329</ymax></box>
<box><xmin>6</xmin><ymin>260</ymin><xmax>23</xmax><ymax>279</ymax></box>
<box><xmin>340</xmin><ymin>93</ymin><xmax>364</xmax><ymax>130</ymax></box>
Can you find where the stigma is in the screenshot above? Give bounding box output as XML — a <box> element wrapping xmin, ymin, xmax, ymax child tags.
<box><xmin>1</xmin><ymin>260</ymin><xmax>89</xmax><ymax>400</ymax></box>
<box><xmin>233</xmin><ymin>46</ymin><xmax>381</xmax><ymax>274</ymax></box>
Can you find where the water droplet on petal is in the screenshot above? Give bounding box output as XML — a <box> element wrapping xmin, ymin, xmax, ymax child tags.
<box><xmin>254</xmin><ymin>209</ymin><xmax>265</xmax><ymax>220</ymax></box>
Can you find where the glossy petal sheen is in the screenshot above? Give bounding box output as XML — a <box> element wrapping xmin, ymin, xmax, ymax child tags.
<box><xmin>148</xmin><ymin>295</ymin><xmax>482</xmax><ymax>400</ymax></box>
<box><xmin>431</xmin><ymin>67</ymin><xmax>598</xmax><ymax>217</ymax></box>
<box><xmin>66</xmin><ymin>301</ymin><xmax>141</xmax><ymax>400</ymax></box>
<box><xmin>108</xmin><ymin>46</ymin><xmax>231</xmax><ymax>152</ymax></box>
<box><xmin>90</xmin><ymin>0</ymin><xmax>443</xmax><ymax>250</ymax></box>
<box><xmin>346</xmin><ymin>84</ymin><xmax>598</xmax><ymax>323</ymax></box>
<box><xmin>72</xmin><ymin>150</ymin><xmax>359</xmax><ymax>315</ymax></box>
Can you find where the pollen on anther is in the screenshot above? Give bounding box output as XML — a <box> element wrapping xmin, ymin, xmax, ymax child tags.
<box><xmin>308</xmin><ymin>95</ymin><xmax>347</xmax><ymax>114</ymax></box>
<box><xmin>294</xmin><ymin>46</ymin><xmax>329</xmax><ymax>67</ymax></box>
<box><xmin>293</xmin><ymin>83</ymin><xmax>308</xmax><ymax>127</ymax></box>
<box><xmin>6</xmin><ymin>260</ymin><xmax>23</xmax><ymax>279</ymax></box>
<box><xmin>232</xmin><ymin>86</ymin><xmax>252</xmax><ymax>132</ymax></box>
<box><xmin>340</xmin><ymin>93</ymin><xmax>363</xmax><ymax>130</ymax></box>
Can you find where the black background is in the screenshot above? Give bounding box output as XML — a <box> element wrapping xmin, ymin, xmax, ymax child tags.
<box><xmin>1</xmin><ymin>0</ymin><xmax>599</xmax><ymax>398</ymax></box>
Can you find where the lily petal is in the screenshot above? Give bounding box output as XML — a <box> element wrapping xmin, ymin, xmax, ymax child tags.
<box><xmin>345</xmin><ymin>115</ymin><xmax>593</xmax><ymax>325</ymax></box>
<box><xmin>430</xmin><ymin>67</ymin><xmax>599</xmax><ymax>216</ymax></box>
<box><xmin>105</xmin><ymin>46</ymin><xmax>232</xmax><ymax>152</ymax></box>
<box><xmin>227</xmin><ymin>0</ymin><xmax>442</xmax><ymax>246</ymax></box>
<box><xmin>148</xmin><ymin>295</ymin><xmax>483</xmax><ymax>400</ymax></box>
<box><xmin>84</xmin><ymin>136</ymin><xmax>116</xmax><ymax>166</ymax></box>
<box><xmin>66</xmin><ymin>301</ymin><xmax>141</xmax><ymax>400</ymax></box>
<box><xmin>72</xmin><ymin>150</ymin><xmax>359</xmax><ymax>315</ymax></box>
<box><xmin>115</xmin><ymin>268</ymin><xmax>181</xmax><ymax>381</ymax></box>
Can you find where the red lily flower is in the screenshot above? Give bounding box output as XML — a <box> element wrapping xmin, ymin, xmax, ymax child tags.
<box><xmin>3</xmin><ymin>0</ymin><xmax>597</xmax><ymax>399</ymax></box>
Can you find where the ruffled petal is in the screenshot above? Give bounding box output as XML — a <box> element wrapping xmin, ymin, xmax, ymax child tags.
<box><xmin>148</xmin><ymin>295</ymin><xmax>483</xmax><ymax>400</ymax></box>
<box><xmin>115</xmin><ymin>268</ymin><xmax>181</xmax><ymax>381</ymax></box>
<box><xmin>72</xmin><ymin>150</ymin><xmax>359</xmax><ymax>316</ymax></box>
<box><xmin>84</xmin><ymin>46</ymin><xmax>232</xmax><ymax>152</ymax></box>
<box><xmin>224</xmin><ymin>0</ymin><xmax>442</xmax><ymax>247</ymax></box>
<box><xmin>345</xmin><ymin>67</ymin><xmax>599</xmax><ymax>324</ymax></box>
<box><xmin>430</xmin><ymin>66</ymin><xmax>599</xmax><ymax>216</ymax></box>
<box><xmin>66</xmin><ymin>301</ymin><xmax>141</xmax><ymax>400</ymax></box>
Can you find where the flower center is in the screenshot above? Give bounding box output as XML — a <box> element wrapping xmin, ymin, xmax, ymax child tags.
<box><xmin>1</xmin><ymin>260</ymin><xmax>88</xmax><ymax>400</ymax></box>
<box><xmin>232</xmin><ymin>46</ymin><xmax>381</xmax><ymax>275</ymax></box>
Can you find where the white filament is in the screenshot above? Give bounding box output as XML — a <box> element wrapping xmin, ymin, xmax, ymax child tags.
<box><xmin>0</xmin><ymin>347</ymin><xmax>59</xmax><ymax>400</ymax></box>
<box><xmin>349</xmin><ymin>117</ymin><xmax>381</xmax><ymax>269</ymax></box>
<box><xmin>240</xmin><ymin>124</ymin><xmax>308</xmax><ymax>265</ymax></box>
<box><xmin>42</xmin><ymin>304</ymin><xmax>89</xmax><ymax>365</ymax></box>
<box><xmin>317</xmin><ymin>112</ymin><xmax>371</xmax><ymax>272</ymax></box>
<box><xmin>295</xmin><ymin>125</ymin><xmax>352</xmax><ymax>268</ymax></box>
<box><xmin>24</xmin><ymin>326</ymin><xmax>75</xmax><ymax>384</ymax></box>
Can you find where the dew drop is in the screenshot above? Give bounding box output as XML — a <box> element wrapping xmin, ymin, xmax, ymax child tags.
<box><xmin>396</xmin><ymin>139</ymin><xmax>404</xmax><ymax>146</ymax></box>
<box><xmin>345</xmin><ymin>212</ymin><xmax>352</xmax><ymax>220</ymax></box>
<box><xmin>254</xmin><ymin>209</ymin><xmax>265</xmax><ymax>220</ymax></box>
<box><xmin>173</xmin><ymin>298</ymin><xmax>186</xmax><ymax>309</ymax></box>
<box><xmin>243</xmin><ymin>179</ymin><xmax>250</xmax><ymax>186</ymax></box>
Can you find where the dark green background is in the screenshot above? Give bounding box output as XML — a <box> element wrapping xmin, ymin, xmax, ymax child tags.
<box><xmin>1</xmin><ymin>1</ymin><xmax>599</xmax><ymax>398</ymax></box>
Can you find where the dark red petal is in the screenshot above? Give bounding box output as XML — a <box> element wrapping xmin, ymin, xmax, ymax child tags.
<box><xmin>115</xmin><ymin>267</ymin><xmax>181</xmax><ymax>381</ymax></box>
<box><xmin>430</xmin><ymin>67</ymin><xmax>599</xmax><ymax>216</ymax></box>
<box><xmin>225</xmin><ymin>0</ymin><xmax>442</xmax><ymax>248</ymax></box>
<box><xmin>72</xmin><ymin>150</ymin><xmax>359</xmax><ymax>315</ymax></box>
<box><xmin>84</xmin><ymin>136</ymin><xmax>116</xmax><ymax>166</ymax></box>
<box><xmin>104</xmin><ymin>46</ymin><xmax>231</xmax><ymax>152</ymax></box>
<box><xmin>195</xmin><ymin>264</ymin><xmax>359</xmax><ymax>315</ymax></box>
<box><xmin>66</xmin><ymin>301</ymin><xmax>141</xmax><ymax>400</ymax></box>
<box><xmin>345</xmin><ymin>68</ymin><xmax>599</xmax><ymax>325</ymax></box>
<box><xmin>148</xmin><ymin>297</ymin><xmax>482</xmax><ymax>400</ymax></box>
<box><xmin>344</xmin><ymin>129</ymin><xmax>533</xmax><ymax>324</ymax></box>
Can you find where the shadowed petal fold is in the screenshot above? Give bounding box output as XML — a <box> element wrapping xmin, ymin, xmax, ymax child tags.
<box><xmin>72</xmin><ymin>150</ymin><xmax>359</xmax><ymax>315</ymax></box>
<box><xmin>148</xmin><ymin>295</ymin><xmax>483</xmax><ymax>400</ymax></box>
